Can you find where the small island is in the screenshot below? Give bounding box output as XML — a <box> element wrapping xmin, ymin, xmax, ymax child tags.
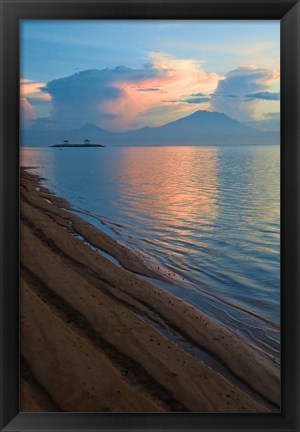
<box><xmin>51</xmin><ymin>139</ymin><xmax>105</xmax><ymax>148</ymax></box>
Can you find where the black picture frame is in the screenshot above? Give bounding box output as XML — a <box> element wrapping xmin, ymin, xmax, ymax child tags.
<box><xmin>0</xmin><ymin>0</ymin><xmax>299</xmax><ymax>431</ymax></box>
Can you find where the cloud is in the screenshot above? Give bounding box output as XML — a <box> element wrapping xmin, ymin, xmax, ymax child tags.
<box><xmin>20</xmin><ymin>81</ymin><xmax>51</xmax><ymax>100</ymax></box>
<box><xmin>244</xmin><ymin>91</ymin><xmax>280</xmax><ymax>101</ymax></box>
<box><xmin>247</xmin><ymin>112</ymin><xmax>280</xmax><ymax>131</ymax></box>
<box><xmin>213</xmin><ymin>66</ymin><xmax>279</xmax><ymax>97</ymax></box>
<box><xmin>20</xmin><ymin>79</ymin><xmax>52</xmax><ymax>127</ymax></box>
<box><xmin>215</xmin><ymin>93</ymin><xmax>238</xmax><ymax>99</ymax></box>
<box><xmin>211</xmin><ymin>66</ymin><xmax>280</xmax><ymax>122</ymax></box>
<box><xmin>27</xmin><ymin>97</ymin><xmax>51</xmax><ymax>106</ymax></box>
<box><xmin>192</xmin><ymin>92</ymin><xmax>211</xmax><ymax>97</ymax></box>
<box><xmin>42</xmin><ymin>67</ymin><xmax>156</xmax><ymax>130</ymax></box>
<box><xmin>136</xmin><ymin>87</ymin><xmax>161</xmax><ymax>92</ymax></box>
<box><xmin>20</xmin><ymin>97</ymin><xmax>36</xmax><ymax>128</ymax></box>
<box><xmin>185</xmin><ymin>97</ymin><xmax>211</xmax><ymax>104</ymax></box>
<box><xmin>105</xmin><ymin>52</ymin><xmax>222</xmax><ymax>130</ymax></box>
<box><xmin>21</xmin><ymin>57</ymin><xmax>280</xmax><ymax>131</ymax></box>
<box><xmin>39</xmin><ymin>52</ymin><xmax>221</xmax><ymax>131</ymax></box>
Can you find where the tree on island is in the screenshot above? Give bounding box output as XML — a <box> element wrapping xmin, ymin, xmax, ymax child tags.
<box><xmin>84</xmin><ymin>139</ymin><xmax>90</xmax><ymax>145</ymax></box>
<box><xmin>63</xmin><ymin>139</ymin><xmax>69</xmax><ymax>144</ymax></box>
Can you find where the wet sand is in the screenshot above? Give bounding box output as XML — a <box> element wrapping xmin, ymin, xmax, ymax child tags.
<box><xmin>20</xmin><ymin>168</ymin><xmax>280</xmax><ymax>413</ymax></box>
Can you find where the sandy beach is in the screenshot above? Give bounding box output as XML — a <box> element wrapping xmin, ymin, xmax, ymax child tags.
<box><xmin>20</xmin><ymin>168</ymin><xmax>280</xmax><ymax>413</ymax></box>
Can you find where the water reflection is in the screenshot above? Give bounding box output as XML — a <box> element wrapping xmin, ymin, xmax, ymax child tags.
<box><xmin>116</xmin><ymin>146</ymin><xmax>219</xmax><ymax>232</ymax></box>
<box><xmin>20</xmin><ymin>145</ymin><xmax>280</xmax><ymax>358</ymax></box>
<box><xmin>20</xmin><ymin>147</ymin><xmax>55</xmax><ymax>183</ymax></box>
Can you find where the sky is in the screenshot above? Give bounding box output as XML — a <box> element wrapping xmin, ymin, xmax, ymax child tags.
<box><xmin>20</xmin><ymin>20</ymin><xmax>280</xmax><ymax>132</ymax></box>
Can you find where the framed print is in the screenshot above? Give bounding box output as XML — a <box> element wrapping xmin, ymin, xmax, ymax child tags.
<box><xmin>0</xmin><ymin>0</ymin><xmax>299</xmax><ymax>431</ymax></box>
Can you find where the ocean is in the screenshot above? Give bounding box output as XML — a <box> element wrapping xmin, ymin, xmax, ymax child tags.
<box><xmin>21</xmin><ymin>145</ymin><xmax>280</xmax><ymax>361</ymax></box>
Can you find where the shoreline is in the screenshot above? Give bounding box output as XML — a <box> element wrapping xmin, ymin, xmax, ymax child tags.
<box><xmin>20</xmin><ymin>168</ymin><xmax>280</xmax><ymax>412</ymax></box>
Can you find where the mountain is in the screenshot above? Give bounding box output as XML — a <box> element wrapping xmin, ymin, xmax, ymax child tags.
<box><xmin>21</xmin><ymin>123</ymin><xmax>117</xmax><ymax>148</ymax></box>
<box><xmin>21</xmin><ymin>111</ymin><xmax>280</xmax><ymax>147</ymax></box>
<box><xmin>125</xmin><ymin>110</ymin><xmax>279</xmax><ymax>145</ymax></box>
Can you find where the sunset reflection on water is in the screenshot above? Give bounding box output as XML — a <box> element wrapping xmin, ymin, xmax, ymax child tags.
<box><xmin>21</xmin><ymin>145</ymin><xmax>280</xmax><ymax>359</ymax></box>
<box><xmin>116</xmin><ymin>146</ymin><xmax>219</xmax><ymax>234</ymax></box>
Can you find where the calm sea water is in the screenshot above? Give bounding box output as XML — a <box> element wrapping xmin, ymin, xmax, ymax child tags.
<box><xmin>21</xmin><ymin>145</ymin><xmax>280</xmax><ymax>360</ymax></box>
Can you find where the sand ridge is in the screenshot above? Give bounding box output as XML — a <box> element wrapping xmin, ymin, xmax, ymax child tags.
<box><xmin>20</xmin><ymin>168</ymin><xmax>280</xmax><ymax>412</ymax></box>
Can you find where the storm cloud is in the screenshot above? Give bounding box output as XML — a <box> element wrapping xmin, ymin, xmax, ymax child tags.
<box><xmin>42</xmin><ymin>67</ymin><xmax>157</xmax><ymax>130</ymax></box>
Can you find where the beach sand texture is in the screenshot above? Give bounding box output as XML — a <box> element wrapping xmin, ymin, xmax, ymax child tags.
<box><xmin>20</xmin><ymin>169</ymin><xmax>280</xmax><ymax>413</ymax></box>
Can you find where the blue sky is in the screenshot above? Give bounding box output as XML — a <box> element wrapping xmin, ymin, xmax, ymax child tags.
<box><xmin>20</xmin><ymin>20</ymin><xmax>280</xmax><ymax>131</ymax></box>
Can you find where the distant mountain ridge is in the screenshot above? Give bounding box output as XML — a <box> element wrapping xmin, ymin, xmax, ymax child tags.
<box><xmin>21</xmin><ymin>110</ymin><xmax>280</xmax><ymax>147</ymax></box>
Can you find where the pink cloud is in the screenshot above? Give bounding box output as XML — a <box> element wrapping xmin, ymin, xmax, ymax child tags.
<box><xmin>20</xmin><ymin>80</ymin><xmax>51</xmax><ymax>100</ymax></box>
<box><xmin>105</xmin><ymin>52</ymin><xmax>222</xmax><ymax>130</ymax></box>
<box><xmin>20</xmin><ymin>97</ymin><xmax>36</xmax><ymax>128</ymax></box>
<box><xmin>259</xmin><ymin>68</ymin><xmax>280</xmax><ymax>86</ymax></box>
